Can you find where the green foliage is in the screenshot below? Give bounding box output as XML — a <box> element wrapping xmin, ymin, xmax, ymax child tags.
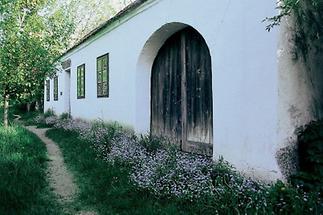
<box><xmin>266</xmin><ymin>0</ymin><xmax>323</xmax><ymax>59</ymax></box>
<box><xmin>138</xmin><ymin>135</ymin><xmax>166</xmax><ymax>153</ymax></box>
<box><xmin>90</xmin><ymin>120</ymin><xmax>124</xmax><ymax>149</ymax></box>
<box><xmin>20</xmin><ymin>111</ymin><xmax>42</xmax><ymax>125</ymax></box>
<box><xmin>0</xmin><ymin>125</ymin><xmax>63</xmax><ymax>214</ymax></box>
<box><xmin>267</xmin><ymin>180</ymin><xmax>320</xmax><ymax>214</ymax></box>
<box><xmin>0</xmin><ymin>0</ymin><xmax>75</xmax><ymax>124</ymax></box>
<box><xmin>265</xmin><ymin>0</ymin><xmax>302</xmax><ymax>30</ymax></box>
<box><xmin>59</xmin><ymin>112</ymin><xmax>71</xmax><ymax>120</ymax></box>
<box><xmin>291</xmin><ymin>120</ymin><xmax>323</xmax><ymax>192</ymax></box>
<box><xmin>44</xmin><ymin>108</ymin><xmax>56</xmax><ymax>118</ymax></box>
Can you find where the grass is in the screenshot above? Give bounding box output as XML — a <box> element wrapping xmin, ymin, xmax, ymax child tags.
<box><xmin>0</xmin><ymin>125</ymin><xmax>63</xmax><ymax>215</ymax></box>
<box><xmin>46</xmin><ymin>128</ymin><xmax>208</xmax><ymax>215</ymax></box>
<box><xmin>46</xmin><ymin>125</ymin><xmax>323</xmax><ymax>215</ymax></box>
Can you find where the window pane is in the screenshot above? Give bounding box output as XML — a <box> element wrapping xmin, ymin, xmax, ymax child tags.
<box><xmin>102</xmin><ymin>70</ymin><xmax>107</xmax><ymax>82</ymax></box>
<box><xmin>98</xmin><ymin>60</ymin><xmax>102</xmax><ymax>71</ymax></box>
<box><xmin>54</xmin><ymin>77</ymin><xmax>58</xmax><ymax>101</ymax></box>
<box><xmin>98</xmin><ymin>70</ymin><xmax>102</xmax><ymax>82</ymax></box>
<box><xmin>97</xmin><ymin>54</ymin><xmax>109</xmax><ymax>97</ymax></box>
<box><xmin>98</xmin><ymin>83</ymin><xmax>102</xmax><ymax>96</ymax></box>
<box><xmin>103</xmin><ymin>82</ymin><xmax>108</xmax><ymax>95</ymax></box>
<box><xmin>77</xmin><ymin>64</ymin><xmax>85</xmax><ymax>98</ymax></box>
<box><xmin>82</xmin><ymin>67</ymin><xmax>85</xmax><ymax>97</ymax></box>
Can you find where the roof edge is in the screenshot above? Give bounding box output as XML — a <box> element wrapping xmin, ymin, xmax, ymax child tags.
<box><xmin>59</xmin><ymin>0</ymin><xmax>155</xmax><ymax>60</ymax></box>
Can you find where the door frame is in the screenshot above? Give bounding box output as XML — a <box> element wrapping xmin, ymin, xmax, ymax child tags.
<box><xmin>65</xmin><ymin>69</ymin><xmax>71</xmax><ymax>115</ymax></box>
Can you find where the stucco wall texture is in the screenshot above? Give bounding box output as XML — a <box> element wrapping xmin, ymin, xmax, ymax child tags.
<box><xmin>44</xmin><ymin>0</ymin><xmax>322</xmax><ymax>181</ymax></box>
<box><xmin>277</xmin><ymin>16</ymin><xmax>323</xmax><ymax>178</ymax></box>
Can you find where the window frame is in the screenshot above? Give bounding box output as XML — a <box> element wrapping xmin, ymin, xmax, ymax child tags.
<box><xmin>96</xmin><ymin>53</ymin><xmax>109</xmax><ymax>98</ymax></box>
<box><xmin>53</xmin><ymin>76</ymin><xmax>58</xmax><ymax>101</ymax></box>
<box><xmin>46</xmin><ymin>80</ymin><xmax>50</xmax><ymax>101</ymax></box>
<box><xmin>77</xmin><ymin>64</ymin><xmax>86</xmax><ymax>99</ymax></box>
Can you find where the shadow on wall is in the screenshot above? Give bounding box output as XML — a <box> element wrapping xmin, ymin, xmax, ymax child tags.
<box><xmin>276</xmin><ymin>7</ymin><xmax>323</xmax><ymax>179</ymax></box>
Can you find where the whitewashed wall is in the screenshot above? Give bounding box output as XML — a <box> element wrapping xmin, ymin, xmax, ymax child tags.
<box><xmin>276</xmin><ymin>17</ymin><xmax>323</xmax><ymax>177</ymax></box>
<box><xmin>45</xmin><ymin>0</ymin><xmax>284</xmax><ymax>180</ymax></box>
<box><xmin>44</xmin><ymin>70</ymin><xmax>67</xmax><ymax>114</ymax></box>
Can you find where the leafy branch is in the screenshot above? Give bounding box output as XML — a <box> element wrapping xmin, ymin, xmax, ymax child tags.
<box><xmin>264</xmin><ymin>0</ymin><xmax>323</xmax><ymax>59</ymax></box>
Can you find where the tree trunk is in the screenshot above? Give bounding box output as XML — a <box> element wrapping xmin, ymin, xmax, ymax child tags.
<box><xmin>3</xmin><ymin>94</ymin><xmax>9</xmax><ymax>128</ymax></box>
<box><xmin>35</xmin><ymin>100</ymin><xmax>39</xmax><ymax>111</ymax></box>
<box><xmin>26</xmin><ymin>103</ymin><xmax>31</xmax><ymax>112</ymax></box>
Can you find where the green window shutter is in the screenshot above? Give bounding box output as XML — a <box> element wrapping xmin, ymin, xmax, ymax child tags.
<box><xmin>77</xmin><ymin>64</ymin><xmax>85</xmax><ymax>99</ymax></box>
<box><xmin>97</xmin><ymin>53</ymin><xmax>109</xmax><ymax>97</ymax></box>
<box><xmin>54</xmin><ymin>76</ymin><xmax>58</xmax><ymax>101</ymax></box>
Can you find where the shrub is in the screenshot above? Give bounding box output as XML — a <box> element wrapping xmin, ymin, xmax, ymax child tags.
<box><xmin>292</xmin><ymin>121</ymin><xmax>323</xmax><ymax>192</ymax></box>
<box><xmin>267</xmin><ymin>180</ymin><xmax>321</xmax><ymax>214</ymax></box>
<box><xmin>44</xmin><ymin>109</ymin><xmax>55</xmax><ymax>118</ymax></box>
<box><xmin>59</xmin><ymin>112</ymin><xmax>71</xmax><ymax>120</ymax></box>
<box><xmin>45</xmin><ymin>115</ymin><xmax>58</xmax><ymax>126</ymax></box>
<box><xmin>34</xmin><ymin>115</ymin><xmax>45</xmax><ymax>124</ymax></box>
<box><xmin>138</xmin><ymin>135</ymin><xmax>166</xmax><ymax>153</ymax></box>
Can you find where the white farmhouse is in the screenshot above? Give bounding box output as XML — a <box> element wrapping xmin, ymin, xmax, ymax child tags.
<box><xmin>44</xmin><ymin>0</ymin><xmax>323</xmax><ymax>181</ymax></box>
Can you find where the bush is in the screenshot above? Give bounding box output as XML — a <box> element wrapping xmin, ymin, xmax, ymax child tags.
<box><xmin>45</xmin><ymin>115</ymin><xmax>58</xmax><ymax>126</ymax></box>
<box><xmin>267</xmin><ymin>181</ymin><xmax>321</xmax><ymax>214</ymax></box>
<box><xmin>59</xmin><ymin>112</ymin><xmax>71</xmax><ymax>120</ymax></box>
<box><xmin>292</xmin><ymin>121</ymin><xmax>323</xmax><ymax>192</ymax></box>
<box><xmin>138</xmin><ymin>135</ymin><xmax>166</xmax><ymax>153</ymax></box>
<box><xmin>44</xmin><ymin>109</ymin><xmax>55</xmax><ymax>118</ymax></box>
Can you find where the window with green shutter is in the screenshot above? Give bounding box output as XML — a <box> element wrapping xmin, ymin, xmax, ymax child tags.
<box><xmin>97</xmin><ymin>53</ymin><xmax>109</xmax><ymax>97</ymax></box>
<box><xmin>77</xmin><ymin>64</ymin><xmax>85</xmax><ymax>99</ymax></box>
<box><xmin>46</xmin><ymin>80</ymin><xmax>50</xmax><ymax>101</ymax></box>
<box><xmin>54</xmin><ymin>76</ymin><xmax>58</xmax><ymax>101</ymax></box>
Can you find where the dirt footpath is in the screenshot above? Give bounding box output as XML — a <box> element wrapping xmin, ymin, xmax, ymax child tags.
<box><xmin>26</xmin><ymin>126</ymin><xmax>97</xmax><ymax>215</ymax></box>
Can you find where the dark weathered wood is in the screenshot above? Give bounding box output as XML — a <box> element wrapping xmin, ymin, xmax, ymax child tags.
<box><xmin>185</xmin><ymin>27</ymin><xmax>213</xmax><ymax>148</ymax></box>
<box><xmin>151</xmin><ymin>27</ymin><xmax>213</xmax><ymax>156</ymax></box>
<box><xmin>151</xmin><ymin>31</ymin><xmax>182</xmax><ymax>142</ymax></box>
<box><xmin>181</xmin><ymin>32</ymin><xmax>187</xmax><ymax>151</ymax></box>
<box><xmin>46</xmin><ymin>80</ymin><xmax>50</xmax><ymax>101</ymax></box>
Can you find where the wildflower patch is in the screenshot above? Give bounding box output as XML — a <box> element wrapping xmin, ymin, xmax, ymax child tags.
<box><xmin>41</xmin><ymin>114</ymin><xmax>323</xmax><ymax>214</ymax></box>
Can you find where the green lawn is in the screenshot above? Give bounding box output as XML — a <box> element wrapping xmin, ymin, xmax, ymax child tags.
<box><xmin>0</xmin><ymin>125</ymin><xmax>63</xmax><ymax>215</ymax></box>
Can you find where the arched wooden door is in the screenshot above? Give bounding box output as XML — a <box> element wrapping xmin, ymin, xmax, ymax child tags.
<box><xmin>151</xmin><ymin>27</ymin><xmax>213</xmax><ymax>156</ymax></box>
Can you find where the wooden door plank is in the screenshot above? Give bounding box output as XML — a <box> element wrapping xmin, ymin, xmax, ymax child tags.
<box><xmin>183</xmin><ymin>27</ymin><xmax>213</xmax><ymax>155</ymax></box>
<box><xmin>151</xmin><ymin>27</ymin><xmax>213</xmax><ymax>156</ymax></box>
<box><xmin>181</xmin><ymin>31</ymin><xmax>188</xmax><ymax>151</ymax></box>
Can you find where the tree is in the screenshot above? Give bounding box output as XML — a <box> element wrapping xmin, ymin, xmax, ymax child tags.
<box><xmin>68</xmin><ymin>0</ymin><xmax>134</xmax><ymax>44</ymax></box>
<box><xmin>0</xmin><ymin>0</ymin><xmax>135</xmax><ymax>127</ymax></box>
<box><xmin>265</xmin><ymin>0</ymin><xmax>323</xmax><ymax>59</ymax></box>
<box><xmin>0</xmin><ymin>0</ymin><xmax>75</xmax><ymax>127</ymax></box>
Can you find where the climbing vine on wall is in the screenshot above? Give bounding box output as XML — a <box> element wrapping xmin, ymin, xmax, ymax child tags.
<box><xmin>265</xmin><ymin>0</ymin><xmax>323</xmax><ymax>60</ymax></box>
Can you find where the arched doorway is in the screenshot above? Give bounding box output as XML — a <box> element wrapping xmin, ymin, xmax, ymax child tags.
<box><xmin>151</xmin><ymin>27</ymin><xmax>213</xmax><ymax>156</ymax></box>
